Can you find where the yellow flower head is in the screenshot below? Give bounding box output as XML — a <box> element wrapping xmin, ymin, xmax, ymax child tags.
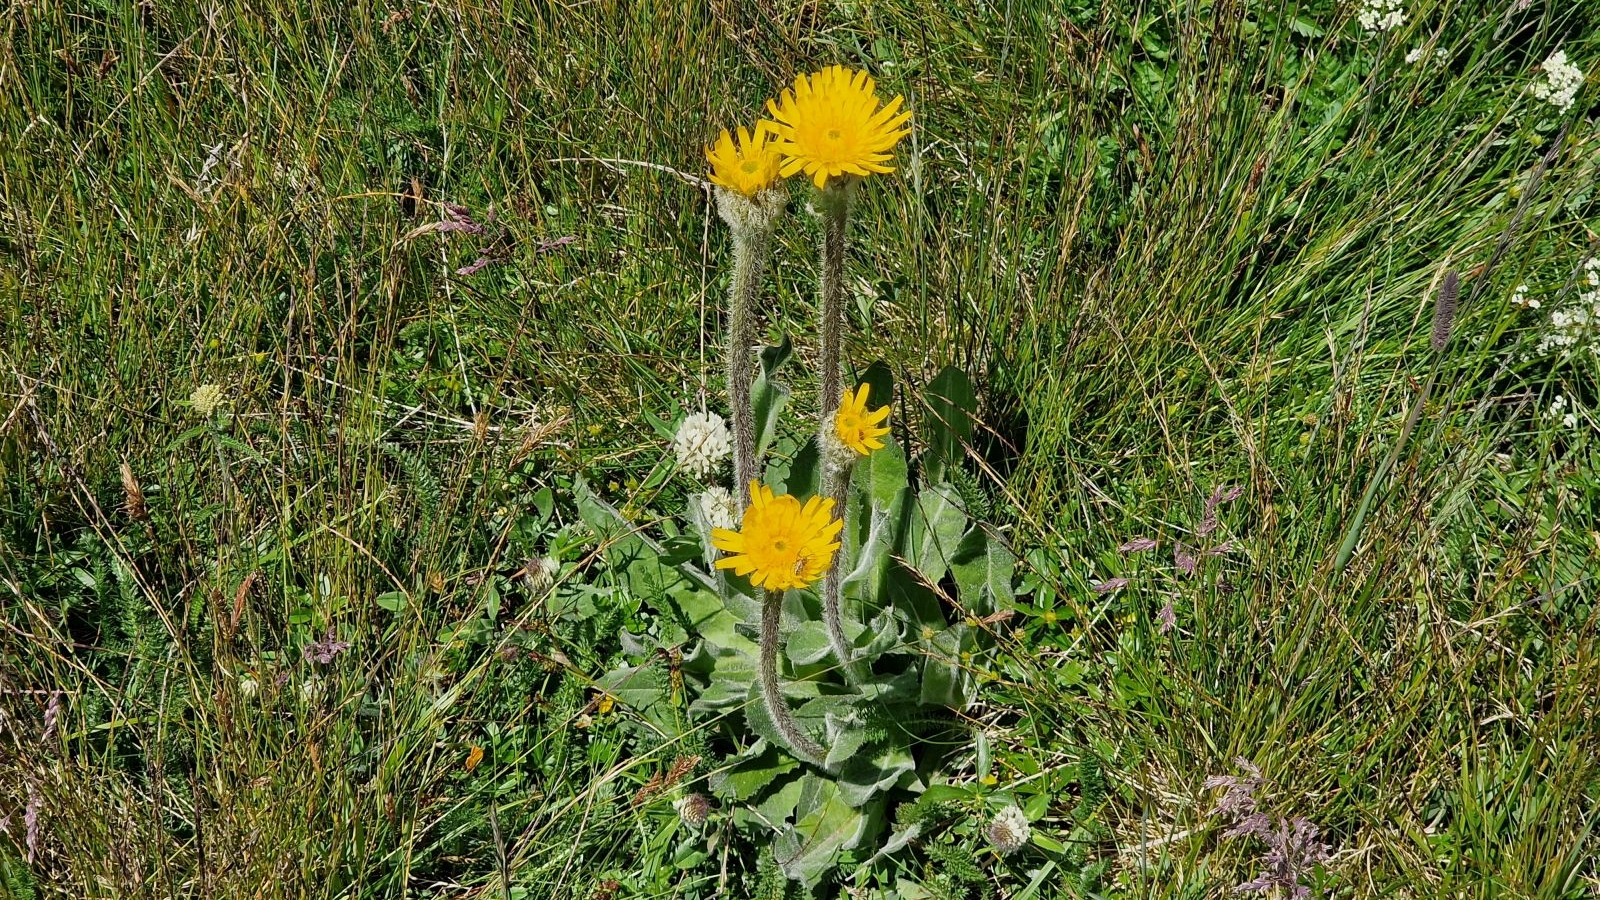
<box><xmin>706</xmin><ymin>123</ymin><xmax>783</xmax><ymax>197</ymax></box>
<box><xmin>762</xmin><ymin>65</ymin><xmax>912</xmax><ymax>189</ymax></box>
<box><xmin>834</xmin><ymin>384</ymin><xmax>891</xmax><ymax>455</ymax></box>
<box><xmin>712</xmin><ymin>483</ymin><xmax>843</xmax><ymax>592</ymax></box>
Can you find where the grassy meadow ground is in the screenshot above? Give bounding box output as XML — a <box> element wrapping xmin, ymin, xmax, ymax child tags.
<box><xmin>2</xmin><ymin>0</ymin><xmax>1599</xmax><ymax>898</ymax></box>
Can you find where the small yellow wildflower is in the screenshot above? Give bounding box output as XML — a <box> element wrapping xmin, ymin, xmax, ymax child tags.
<box><xmin>834</xmin><ymin>384</ymin><xmax>891</xmax><ymax>455</ymax></box>
<box><xmin>706</xmin><ymin>124</ymin><xmax>784</xmax><ymax>197</ymax></box>
<box><xmin>711</xmin><ymin>482</ymin><xmax>843</xmax><ymax>592</ymax></box>
<box><xmin>762</xmin><ymin>65</ymin><xmax>912</xmax><ymax>189</ymax></box>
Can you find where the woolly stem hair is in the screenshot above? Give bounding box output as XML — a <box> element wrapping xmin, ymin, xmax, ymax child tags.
<box><xmin>759</xmin><ymin>589</ymin><xmax>827</xmax><ymax>765</ymax></box>
<box><xmin>726</xmin><ymin>222</ymin><xmax>768</xmax><ymax>494</ymax></box>
<box><xmin>715</xmin><ymin>185</ymin><xmax>785</xmax><ymax>501</ymax></box>
<box><xmin>815</xmin><ymin>182</ymin><xmax>852</xmax><ymax>429</ymax></box>
<box><xmin>814</xmin><ymin>181</ymin><xmax>857</xmax><ymax>678</ymax></box>
<box><xmin>820</xmin><ymin>462</ymin><xmax>856</xmax><ymax>680</ymax></box>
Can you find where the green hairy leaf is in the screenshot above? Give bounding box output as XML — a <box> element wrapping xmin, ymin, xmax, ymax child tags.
<box><xmin>921</xmin><ymin>365</ymin><xmax>977</xmax><ymax>484</ymax></box>
<box><xmin>752</xmin><ymin>336</ymin><xmax>794</xmax><ymax>462</ymax></box>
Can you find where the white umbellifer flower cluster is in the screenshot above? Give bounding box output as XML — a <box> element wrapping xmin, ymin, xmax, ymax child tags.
<box><xmin>1546</xmin><ymin>395</ymin><xmax>1580</xmax><ymax>430</ymax></box>
<box><xmin>1511</xmin><ymin>283</ymin><xmax>1540</xmax><ymax>310</ymax></box>
<box><xmin>1357</xmin><ymin>0</ymin><xmax>1404</xmax><ymax>33</ymax></box>
<box><xmin>1529</xmin><ymin>50</ymin><xmax>1584</xmax><ymax>113</ymax></box>
<box><xmin>189</xmin><ymin>383</ymin><xmax>227</xmax><ymax>417</ymax></box>
<box><xmin>697</xmin><ymin>486</ymin><xmax>740</xmax><ymax>530</ymax></box>
<box><xmin>1534</xmin><ymin>259</ymin><xmax>1600</xmax><ymax>357</ymax></box>
<box><xmin>1406</xmin><ymin>45</ymin><xmax>1448</xmax><ymax>65</ymax></box>
<box><xmin>673</xmin><ymin>411</ymin><xmax>732</xmax><ymax>478</ymax></box>
<box><xmin>1535</xmin><ymin>300</ymin><xmax>1600</xmax><ymax>355</ymax></box>
<box><xmin>985</xmin><ymin>805</ymin><xmax>1031</xmax><ymax>856</ymax></box>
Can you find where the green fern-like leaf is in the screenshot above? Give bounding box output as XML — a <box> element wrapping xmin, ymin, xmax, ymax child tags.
<box><xmin>947</xmin><ymin>466</ymin><xmax>991</xmax><ymax>522</ymax></box>
<box><xmin>1078</xmin><ymin>857</ymin><xmax>1111</xmax><ymax>894</ymax></box>
<box><xmin>1076</xmin><ymin>753</ymin><xmax>1105</xmax><ymax>822</ymax></box>
<box><xmin>925</xmin><ymin>844</ymin><xmax>993</xmax><ymax>900</ymax></box>
<box><xmin>896</xmin><ymin>797</ymin><xmax>961</xmax><ymax>828</ymax></box>
<box><xmin>543</xmin><ymin>675</ymin><xmax>582</xmax><ymax>771</ymax></box>
<box><xmin>381</xmin><ymin>442</ymin><xmax>443</xmax><ymax>517</ymax></box>
<box><xmin>0</xmin><ymin>846</ymin><xmax>38</xmax><ymax>900</ymax></box>
<box><xmin>754</xmin><ymin>846</ymin><xmax>790</xmax><ymax>900</ymax></box>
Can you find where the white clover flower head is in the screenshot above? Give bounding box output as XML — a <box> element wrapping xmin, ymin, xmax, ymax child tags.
<box><xmin>189</xmin><ymin>383</ymin><xmax>228</xmax><ymax>418</ymax></box>
<box><xmin>1357</xmin><ymin>0</ymin><xmax>1405</xmax><ymax>33</ymax></box>
<box><xmin>238</xmin><ymin>676</ymin><xmax>260</xmax><ymax>699</ymax></box>
<box><xmin>985</xmin><ymin>805</ymin><xmax>1031</xmax><ymax>856</ymax></box>
<box><xmin>1405</xmin><ymin>47</ymin><xmax>1424</xmax><ymax>64</ymax></box>
<box><xmin>522</xmin><ymin>555</ymin><xmax>560</xmax><ymax>594</ymax></box>
<box><xmin>1528</xmin><ymin>50</ymin><xmax>1584</xmax><ymax>113</ymax></box>
<box><xmin>674</xmin><ymin>793</ymin><xmax>712</xmax><ymax>827</ymax></box>
<box><xmin>299</xmin><ymin>676</ymin><xmax>325</xmax><ymax>705</ymax></box>
<box><xmin>673</xmin><ymin>411</ymin><xmax>732</xmax><ymax>478</ymax></box>
<box><xmin>697</xmin><ymin>486</ymin><xmax>739</xmax><ymax>531</ymax></box>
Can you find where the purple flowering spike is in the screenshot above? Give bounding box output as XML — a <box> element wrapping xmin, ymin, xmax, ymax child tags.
<box><xmin>1174</xmin><ymin>542</ymin><xmax>1198</xmax><ymax>576</ymax></box>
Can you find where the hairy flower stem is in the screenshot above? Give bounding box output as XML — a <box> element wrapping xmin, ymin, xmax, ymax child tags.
<box><xmin>814</xmin><ymin>182</ymin><xmax>856</xmax><ymax>678</ymax></box>
<box><xmin>760</xmin><ymin>590</ymin><xmax>827</xmax><ymax>765</ymax></box>
<box><xmin>816</xmin><ymin>184</ymin><xmax>851</xmax><ymax>430</ymax></box>
<box><xmin>727</xmin><ymin>224</ymin><xmax>769</xmax><ymax>494</ymax></box>
<box><xmin>714</xmin><ymin>186</ymin><xmax>784</xmax><ymax>500</ymax></box>
<box><xmin>820</xmin><ymin>464</ymin><xmax>857</xmax><ymax>680</ymax></box>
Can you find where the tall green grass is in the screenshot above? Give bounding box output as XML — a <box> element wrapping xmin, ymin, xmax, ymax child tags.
<box><xmin>2</xmin><ymin>0</ymin><xmax>1597</xmax><ymax>897</ymax></box>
